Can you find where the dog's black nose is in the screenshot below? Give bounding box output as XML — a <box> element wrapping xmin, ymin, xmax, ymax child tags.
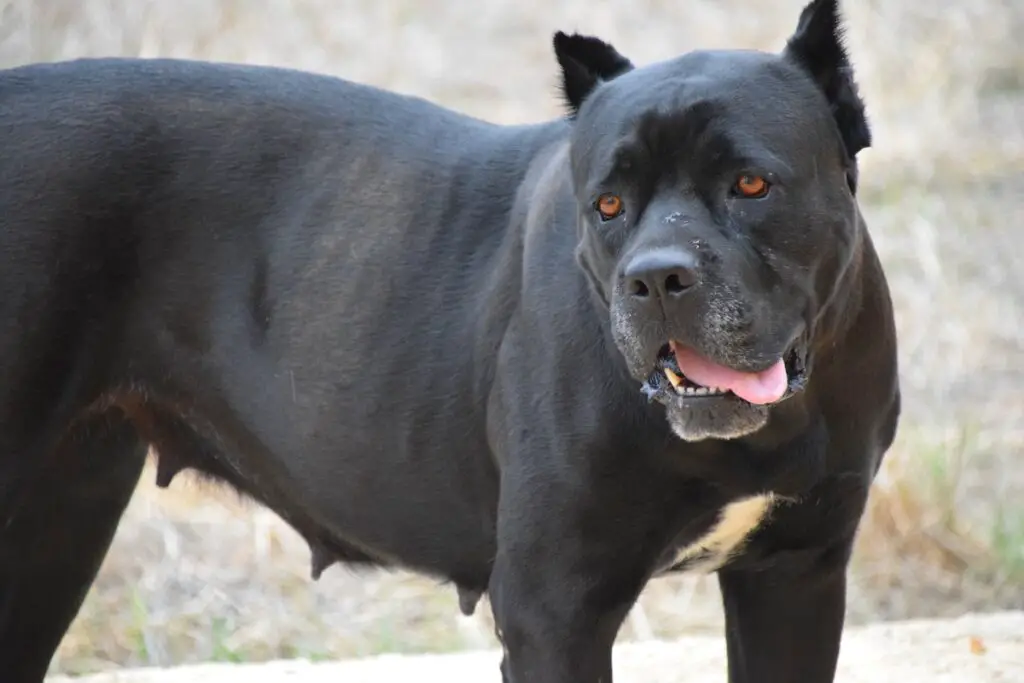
<box><xmin>623</xmin><ymin>247</ymin><xmax>699</xmax><ymax>300</ymax></box>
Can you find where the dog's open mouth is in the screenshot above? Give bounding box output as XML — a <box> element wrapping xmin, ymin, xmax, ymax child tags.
<box><xmin>641</xmin><ymin>340</ymin><xmax>808</xmax><ymax>407</ymax></box>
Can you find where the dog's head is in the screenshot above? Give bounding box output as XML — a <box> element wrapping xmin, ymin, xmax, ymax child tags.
<box><xmin>556</xmin><ymin>0</ymin><xmax>869</xmax><ymax>442</ymax></box>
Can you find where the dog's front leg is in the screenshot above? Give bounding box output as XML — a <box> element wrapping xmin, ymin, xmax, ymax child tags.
<box><xmin>716</xmin><ymin>537</ymin><xmax>854</xmax><ymax>683</ymax></box>
<box><xmin>488</xmin><ymin>543</ymin><xmax>634</xmax><ymax>683</ymax></box>
<box><xmin>486</xmin><ymin>469</ymin><xmax>650</xmax><ymax>683</ymax></box>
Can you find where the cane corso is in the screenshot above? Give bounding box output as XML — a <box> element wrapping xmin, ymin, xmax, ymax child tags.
<box><xmin>0</xmin><ymin>0</ymin><xmax>899</xmax><ymax>680</ymax></box>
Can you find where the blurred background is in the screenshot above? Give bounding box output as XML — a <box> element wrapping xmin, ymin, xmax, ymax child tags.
<box><xmin>0</xmin><ymin>0</ymin><xmax>1020</xmax><ymax>676</ymax></box>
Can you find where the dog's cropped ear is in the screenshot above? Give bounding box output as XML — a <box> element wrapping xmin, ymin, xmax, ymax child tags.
<box><xmin>783</xmin><ymin>0</ymin><xmax>871</xmax><ymax>159</ymax></box>
<box><xmin>553</xmin><ymin>31</ymin><xmax>634</xmax><ymax>118</ymax></box>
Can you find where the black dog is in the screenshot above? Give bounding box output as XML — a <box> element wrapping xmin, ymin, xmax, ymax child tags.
<box><xmin>0</xmin><ymin>0</ymin><xmax>899</xmax><ymax>680</ymax></box>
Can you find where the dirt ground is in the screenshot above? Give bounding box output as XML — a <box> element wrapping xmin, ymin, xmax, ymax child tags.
<box><xmin>45</xmin><ymin>612</ymin><xmax>1024</xmax><ymax>682</ymax></box>
<box><xmin>0</xmin><ymin>0</ymin><xmax>1020</xmax><ymax>677</ymax></box>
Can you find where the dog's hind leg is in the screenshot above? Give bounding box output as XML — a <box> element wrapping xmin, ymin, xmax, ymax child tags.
<box><xmin>0</xmin><ymin>412</ymin><xmax>147</xmax><ymax>682</ymax></box>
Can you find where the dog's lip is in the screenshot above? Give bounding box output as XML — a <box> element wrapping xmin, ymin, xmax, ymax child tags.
<box><xmin>640</xmin><ymin>341</ymin><xmax>809</xmax><ymax>407</ymax></box>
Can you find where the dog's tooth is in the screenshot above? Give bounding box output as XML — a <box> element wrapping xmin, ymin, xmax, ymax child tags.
<box><xmin>664</xmin><ymin>368</ymin><xmax>683</xmax><ymax>389</ymax></box>
<box><xmin>694</xmin><ymin>387</ymin><xmax>708</xmax><ymax>395</ymax></box>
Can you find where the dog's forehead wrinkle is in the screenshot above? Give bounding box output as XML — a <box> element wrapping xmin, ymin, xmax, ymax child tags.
<box><xmin>599</xmin><ymin>49</ymin><xmax>814</xmax><ymax>114</ymax></box>
<box><xmin>597</xmin><ymin>69</ymin><xmax>834</xmax><ymax>164</ymax></box>
<box><xmin>584</xmin><ymin>133</ymin><xmax>646</xmax><ymax>190</ymax></box>
<box><xmin>635</xmin><ymin>112</ymin><xmax>805</xmax><ymax>189</ymax></box>
<box><xmin>577</xmin><ymin>72</ymin><xmax>832</xmax><ymax>191</ymax></box>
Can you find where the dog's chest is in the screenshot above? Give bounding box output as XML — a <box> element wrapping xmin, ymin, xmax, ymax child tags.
<box><xmin>661</xmin><ymin>493</ymin><xmax>778</xmax><ymax>575</ymax></box>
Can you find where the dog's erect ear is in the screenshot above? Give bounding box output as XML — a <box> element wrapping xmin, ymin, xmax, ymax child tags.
<box><xmin>784</xmin><ymin>0</ymin><xmax>871</xmax><ymax>158</ymax></box>
<box><xmin>553</xmin><ymin>31</ymin><xmax>634</xmax><ymax>117</ymax></box>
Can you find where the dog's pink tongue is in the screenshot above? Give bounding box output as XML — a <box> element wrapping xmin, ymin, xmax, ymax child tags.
<box><xmin>670</xmin><ymin>342</ymin><xmax>788</xmax><ymax>405</ymax></box>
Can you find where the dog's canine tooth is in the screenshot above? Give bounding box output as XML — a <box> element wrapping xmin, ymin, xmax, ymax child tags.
<box><xmin>664</xmin><ymin>368</ymin><xmax>683</xmax><ymax>388</ymax></box>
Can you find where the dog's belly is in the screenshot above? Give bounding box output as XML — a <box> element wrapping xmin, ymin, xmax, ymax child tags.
<box><xmin>661</xmin><ymin>493</ymin><xmax>777</xmax><ymax>575</ymax></box>
<box><xmin>132</xmin><ymin>328</ymin><xmax>503</xmax><ymax>587</ymax></box>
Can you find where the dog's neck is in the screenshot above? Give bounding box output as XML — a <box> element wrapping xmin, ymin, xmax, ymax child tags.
<box><xmin>810</xmin><ymin>204</ymin><xmax>869</xmax><ymax>362</ymax></box>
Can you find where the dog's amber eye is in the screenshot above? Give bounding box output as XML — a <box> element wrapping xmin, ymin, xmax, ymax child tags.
<box><xmin>734</xmin><ymin>174</ymin><xmax>770</xmax><ymax>198</ymax></box>
<box><xmin>596</xmin><ymin>193</ymin><xmax>624</xmax><ymax>220</ymax></box>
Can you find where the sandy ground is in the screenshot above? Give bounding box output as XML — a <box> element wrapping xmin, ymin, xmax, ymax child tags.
<box><xmin>47</xmin><ymin>612</ymin><xmax>1024</xmax><ymax>683</ymax></box>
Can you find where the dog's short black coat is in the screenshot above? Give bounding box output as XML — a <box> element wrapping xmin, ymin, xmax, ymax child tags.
<box><xmin>0</xmin><ymin>1</ymin><xmax>899</xmax><ymax>681</ymax></box>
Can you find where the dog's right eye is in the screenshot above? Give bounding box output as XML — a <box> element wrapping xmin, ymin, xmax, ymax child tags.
<box><xmin>733</xmin><ymin>174</ymin><xmax>770</xmax><ymax>199</ymax></box>
<box><xmin>596</xmin><ymin>193</ymin><xmax>624</xmax><ymax>220</ymax></box>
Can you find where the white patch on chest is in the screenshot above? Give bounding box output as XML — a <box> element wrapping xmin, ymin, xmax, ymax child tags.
<box><xmin>670</xmin><ymin>493</ymin><xmax>778</xmax><ymax>573</ymax></box>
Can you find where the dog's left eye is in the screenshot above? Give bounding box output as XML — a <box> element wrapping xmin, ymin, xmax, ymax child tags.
<box><xmin>595</xmin><ymin>193</ymin><xmax>624</xmax><ymax>220</ymax></box>
<box><xmin>733</xmin><ymin>174</ymin><xmax>770</xmax><ymax>199</ymax></box>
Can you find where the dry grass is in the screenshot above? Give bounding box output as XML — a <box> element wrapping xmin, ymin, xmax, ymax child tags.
<box><xmin>0</xmin><ymin>0</ymin><xmax>1019</xmax><ymax>676</ymax></box>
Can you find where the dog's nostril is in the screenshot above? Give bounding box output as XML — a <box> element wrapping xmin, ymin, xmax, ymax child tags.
<box><xmin>663</xmin><ymin>263</ymin><xmax>699</xmax><ymax>295</ymax></box>
<box><xmin>664</xmin><ymin>273</ymin><xmax>687</xmax><ymax>294</ymax></box>
<box><xmin>630</xmin><ymin>279</ymin><xmax>650</xmax><ymax>298</ymax></box>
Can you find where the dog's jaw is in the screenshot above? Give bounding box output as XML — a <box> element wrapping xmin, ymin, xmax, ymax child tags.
<box><xmin>664</xmin><ymin>398</ymin><xmax>771</xmax><ymax>442</ymax></box>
